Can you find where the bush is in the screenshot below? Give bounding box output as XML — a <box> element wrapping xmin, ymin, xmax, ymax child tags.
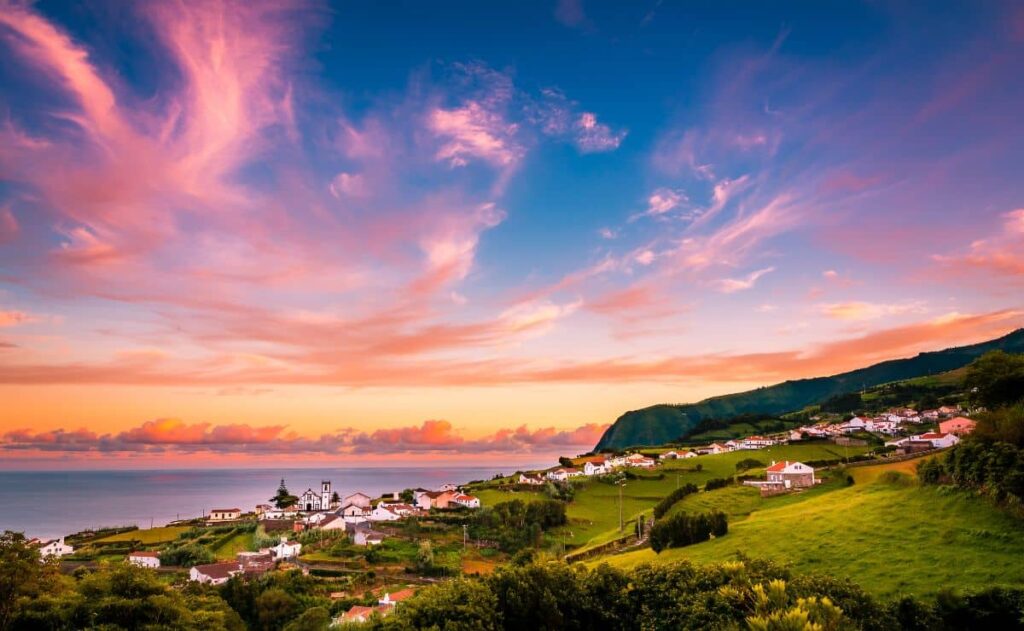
<box><xmin>705</xmin><ymin>477</ymin><xmax>733</xmax><ymax>491</ymax></box>
<box><xmin>159</xmin><ymin>542</ymin><xmax>215</xmax><ymax>567</ymax></box>
<box><xmin>649</xmin><ymin>511</ymin><xmax>727</xmax><ymax>553</ymax></box>
<box><xmin>653</xmin><ymin>484</ymin><xmax>698</xmax><ymax>519</ymax></box>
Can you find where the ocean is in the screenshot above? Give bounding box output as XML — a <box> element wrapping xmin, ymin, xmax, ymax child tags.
<box><xmin>0</xmin><ymin>466</ymin><xmax>526</xmax><ymax>540</ymax></box>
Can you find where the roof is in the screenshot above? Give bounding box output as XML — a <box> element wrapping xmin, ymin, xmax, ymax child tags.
<box><xmin>342</xmin><ymin>606</ymin><xmax>376</xmax><ymax>621</ymax></box>
<box><xmin>193</xmin><ymin>562</ymin><xmax>241</xmax><ymax>580</ymax></box>
<box><xmin>920</xmin><ymin>432</ymin><xmax>949</xmax><ymax>439</ymax></box>
<box><xmin>211</xmin><ymin>508</ymin><xmax>241</xmax><ymax>513</ymax></box>
<box><xmin>766</xmin><ymin>460</ymin><xmax>811</xmax><ymax>473</ymax></box>
<box><xmin>453</xmin><ymin>493</ymin><xmax>478</xmax><ymax>502</ymax></box>
<box><xmin>319</xmin><ymin>515</ymin><xmax>340</xmax><ymax>527</ymax></box>
<box><xmin>385</xmin><ymin>588</ymin><xmax>417</xmax><ymax>602</ymax></box>
<box><xmin>943</xmin><ymin>416</ymin><xmax>976</xmax><ymax>424</ymax></box>
<box><xmin>346</xmin><ymin>492</ymin><xmax>372</xmax><ymax>498</ymax></box>
<box><xmin>129</xmin><ymin>551</ymin><xmax>160</xmax><ymax>558</ymax></box>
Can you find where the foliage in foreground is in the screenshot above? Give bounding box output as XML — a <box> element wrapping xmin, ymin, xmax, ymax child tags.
<box><xmin>370</xmin><ymin>558</ymin><xmax>1024</xmax><ymax>631</ymax></box>
<box><xmin>5</xmin><ymin>529</ymin><xmax>1024</xmax><ymax>631</ymax></box>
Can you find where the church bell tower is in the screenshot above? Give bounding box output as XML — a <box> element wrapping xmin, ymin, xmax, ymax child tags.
<box><xmin>321</xmin><ymin>480</ymin><xmax>331</xmax><ymax>510</ymax></box>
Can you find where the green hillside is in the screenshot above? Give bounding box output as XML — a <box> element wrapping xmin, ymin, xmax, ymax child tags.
<box><xmin>597</xmin><ymin>459</ymin><xmax>1024</xmax><ymax>597</ymax></box>
<box><xmin>595</xmin><ymin>328</ymin><xmax>1024</xmax><ymax>450</ymax></box>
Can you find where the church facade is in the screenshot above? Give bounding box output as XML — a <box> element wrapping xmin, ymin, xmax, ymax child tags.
<box><xmin>299</xmin><ymin>480</ymin><xmax>334</xmax><ymax>511</ymax></box>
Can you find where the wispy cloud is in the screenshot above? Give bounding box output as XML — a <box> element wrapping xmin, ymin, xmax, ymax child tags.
<box><xmin>711</xmin><ymin>266</ymin><xmax>775</xmax><ymax>293</ymax></box>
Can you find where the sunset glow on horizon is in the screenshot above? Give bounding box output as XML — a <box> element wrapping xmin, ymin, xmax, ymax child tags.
<box><xmin>1</xmin><ymin>0</ymin><xmax>1023</xmax><ymax>468</ymax></box>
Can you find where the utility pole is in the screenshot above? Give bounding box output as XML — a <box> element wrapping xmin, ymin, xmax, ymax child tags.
<box><xmin>462</xmin><ymin>524</ymin><xmax>467</xmax><ymax>549</ymax></box>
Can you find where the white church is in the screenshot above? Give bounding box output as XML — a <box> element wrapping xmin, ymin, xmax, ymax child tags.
<box><xmin>298</xmin><ymin>480</ymin><xmax>335</xmax><ymax>512</ymax></box>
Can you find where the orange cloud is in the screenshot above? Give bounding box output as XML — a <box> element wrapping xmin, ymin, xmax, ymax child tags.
<box><xmin>935</xmin><ymin>209</ymin><xmax>1024</xmax><ymax>280</ymax></box>
<box><xmin>0</xmin><ymin>418</ymin><xmax>608</xmax><ymax>458</ymax></box>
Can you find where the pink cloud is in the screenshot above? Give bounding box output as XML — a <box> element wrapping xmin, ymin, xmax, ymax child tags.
<box><xmin>711</xmin><ymin>266</ymin><xmax>775</xmax><ymax>293</ymax></box>
<box><xmin>934</xmin><ymin>209</ymin><xmax>1024</xmax><ymax>280</ymax></box>
<box><xmin>0</xmin><ymin>418</ymin><xmax>609</xmax><ymax>457</ymax></box>
<box><xmin>817</xmin><ymin>301</ymin><xmax>927</xmax><ymax>321</ymax></box>
<box><xmin>573</xmin><ymin>112</ymin><xmax>626</xmax><ymax>153</ymax></box>
<box><xmin>0</xmin><ymin>207</ymin><xmax>18</xmax><ymax>244</ymax></box>
<box><xmin>0</xmin><ymin>310</ymin><xmax>37</xmax><ymax>328</ymax></box>
<box><xmin>428</xmin><ymin>101</ymin><xmax>522</xmax><ymax>168</ymax></box>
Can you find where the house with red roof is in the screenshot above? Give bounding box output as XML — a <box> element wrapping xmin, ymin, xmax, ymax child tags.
<box><xmin>939</xmin><ymin>417</ymin><xmax>976</xmax><ymax>436</ymax></box>
<box><xmin>379</xmin><ymin>587</ymin><xmax>417</xmax><ymax>608</ymax></box>
<box><xmin>765</xmin><ymin>461</ymin><xmax>817</xmax><ymax>489</ymax></box>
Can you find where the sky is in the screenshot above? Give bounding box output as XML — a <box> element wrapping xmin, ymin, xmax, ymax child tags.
<box><xmin>1</xmin><ymin>0</ymin><xmax>1023</xmax><ymax>469</ymax></box>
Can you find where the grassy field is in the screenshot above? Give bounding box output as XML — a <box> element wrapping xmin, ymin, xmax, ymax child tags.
<box><xmin>595</xmin><ymin>459</ymin><xmax>1024</xmax><ymax>597</ymax></box>
<box><xmin>211</xmin><ymin>530</ymin><xmax>254</xmax><ymax>560</ymax></box>
<box><xmin>93</xmin><ymin>526</ymin><xmax>190</xmax><ymax>544</ymax></box>
<box><xmin>476</xmin><ymin>444</ymin><xmax>872</xmax><ymax>552</ymax></box>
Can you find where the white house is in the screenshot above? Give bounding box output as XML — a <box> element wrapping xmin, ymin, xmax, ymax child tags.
<box><xmin>723</xmin><ymin>441</ymin><xmax>742</xmax><ymax>451</ymax></box>
<box><xmin>267</xmin><ymin>536</ymin><xmax>302</xmax><ymax>560</ymax></box>
<box><xmin>127</xmin><ymin>551</ymin><xmax>160</xmax><ymax>569</ymax></box>
<box><xmin>918</xmin><ymin>432</ymin><xmax>960</xmax><ymax>449</ymax></box>
<box><xmin>518</xmin><ymin>473</ymin><xmax>545</xmax><ymax>485</ymax></box>
<box><xmin>704</xmin><ymin>443</ymin><xmax>730</xmax><ymax>455</ymax></box>
<box><xmin>740</xmin><ymin>436</ymin><xmax>777</xmax><ymax>449</ymax></box>
<box><xmin>209</xmin><ymin>508</ymin><xmax>242</xmax><ymax>522</ymax></box>
<box><xmin>439</xmin><ymin>483</ymin><xmax>459</xmax><ymax>492</ymax></box>
<box><xmin>379</xmin><ymin>588</ymin><xmax>417</xmax><ymax>608</ymax></box>
<box><xmin>625</xmin><ymin>453</ymin><xmax>657</xmax><ymax>468</ymax></box>
<box><xmin>680</xmin><ymin>450</ymin><xmax>699</xmax><ymax>459</ymax></box>
<box><xmin>659</xmin><ymin>451</ymin><xmax>679</xmax><ymax>460</ymax></box>
<box><xmin>343</xmin><ymin>492</ymin><xmax>373</xmax><ymax>509</ymax></box>
<box><xmin>369</xmin><ymin>504</ymin><xmax>403</xmax><ymax>521</ymax></box>
<box><xmin>353</xmin><ymin>528</ymin><xmax>386</xmax><ymax>546</ymax></box>
<box><xmin>606</xmin><ymin>455</ymin><xmax>627</xmax><ymax>468</ymax></box>
<box><xmin>317</xmin><ymin>515</ymin><xmax>348</xmax><ymax>531</ymax></box>
<box><xmin>38</xmin><ymin>537</ymin><xmax>73</xmax><ymax>558</ymax></box>
<box><xmin>450</xmin><ymin>493</ymin><xmax>481</xmax><ymax>509</ymax></box>
<box><xmin>765</xmin><ymin>461</ymin><xmax>817</xmax><ymax>489</ymax></box>
<box><xmin>190</xmin><ymin>562</ymin><xmax>241</xmax><ymax>585</ymax></box>
<box><xmin>546</xmin><ymin>468</ymin><xmax>582</xmax><ymax>482</ymax></box>
<box><xmin>583</xmin><ymin>460</ymin><xmax>608</xmax><ymax>476</ymax></box>
<box><xmin>262</xmin><ymin>508</ymin><xmax>299</xmax><ymax>520</ymax></box>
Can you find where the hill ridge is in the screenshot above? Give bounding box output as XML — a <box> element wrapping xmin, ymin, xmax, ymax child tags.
<box><xmin>594</xmin><ymin>328</ymin><xmax>1024</xmax><ymax>451</ymax></box>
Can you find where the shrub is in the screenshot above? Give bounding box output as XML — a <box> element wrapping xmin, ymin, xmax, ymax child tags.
<box><xmin>653</xmin><ymin>484</ymin><xmax>699</xmax><ymax>519</ymax></box>
<box><xmin>705</xmin><ymin>477</ymin><xmax>733</xmax><ymax>491</ymax></box>
<box><xmin>649</xmin><ymin>511</ymin><xmax>727</xmax><ymax>553</ymax></box>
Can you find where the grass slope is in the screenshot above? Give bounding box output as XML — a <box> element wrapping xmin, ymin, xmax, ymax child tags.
<box><xmin>597</xmin><ymin>461</ymin><xmax>1024</xmax><ymax>597</ymax></box>
<box><xmin>212</xmin><ymin>530</ymin><xmax>254</xmax><ymax>560</ymax></box>
<box><xmin>595</xmin><ymin>328</ymin><xmax>1024</xmax><ymax>450</ymax></box>
<box><xmin>477</xmin><ymin>444</ymin><xmax>871</xmax><ymax>552</ymax></box>
<box><xmin>94</xmin><ymin>526</ymin><xmax>190</xmax><ymax>544</ymax></box>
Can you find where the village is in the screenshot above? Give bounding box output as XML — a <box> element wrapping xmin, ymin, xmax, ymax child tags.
<box><xmin>26</xmin><ymin>405</ymin><xmax>979</xmax><ymax>626</ymax></box>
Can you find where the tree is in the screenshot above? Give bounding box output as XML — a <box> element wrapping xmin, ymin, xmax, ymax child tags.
<box><xmin>965</xmin><ymin>351</ymin><xmax>1024</xmax><ymax>410</ymax></box>
<box><xmin>0</xmin><ymin>531</ymin><xmax>47</xmax><ymax>631</ymax></box>
<box><xmin>383</xmin><ymin>579</ymin><xmax>499</xmax><ymax>630</ymax></box>
<box><xmin>283</xmin><ymin>606</ymin><xmax>331</xmax><ymax>631</ymax></box>
<box><xmin>399</xmin><ymin>488</ymin><xmax>415</xmax><ymax>503</ymax></box>
<box><xmin>415</xmin><ymin>541</ymin><xmax>435</xmax><ymax>574</ymax></box>
<box><xmin>271</xmin><ymin>479</ymin><xmax>299</xmax><ymax>509</ymax></box>
<box><xmin>160</xmin><ymin>542</ymin><xmax>215</xmax><ymax>567</ymax></box>
<box><xmin>331</xmin><ymin>491</ymin><xmax>341</xmax><ymax>506</ymax></box>
<box><xmin>256</xmin><ymin>588</ymin><xmax>300</xmax><ymax>631</ymax></box>
<box><xmin>558</xmin><ymin>456</ymin><xmax>574</xmax><ymax>468</ymax></box>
